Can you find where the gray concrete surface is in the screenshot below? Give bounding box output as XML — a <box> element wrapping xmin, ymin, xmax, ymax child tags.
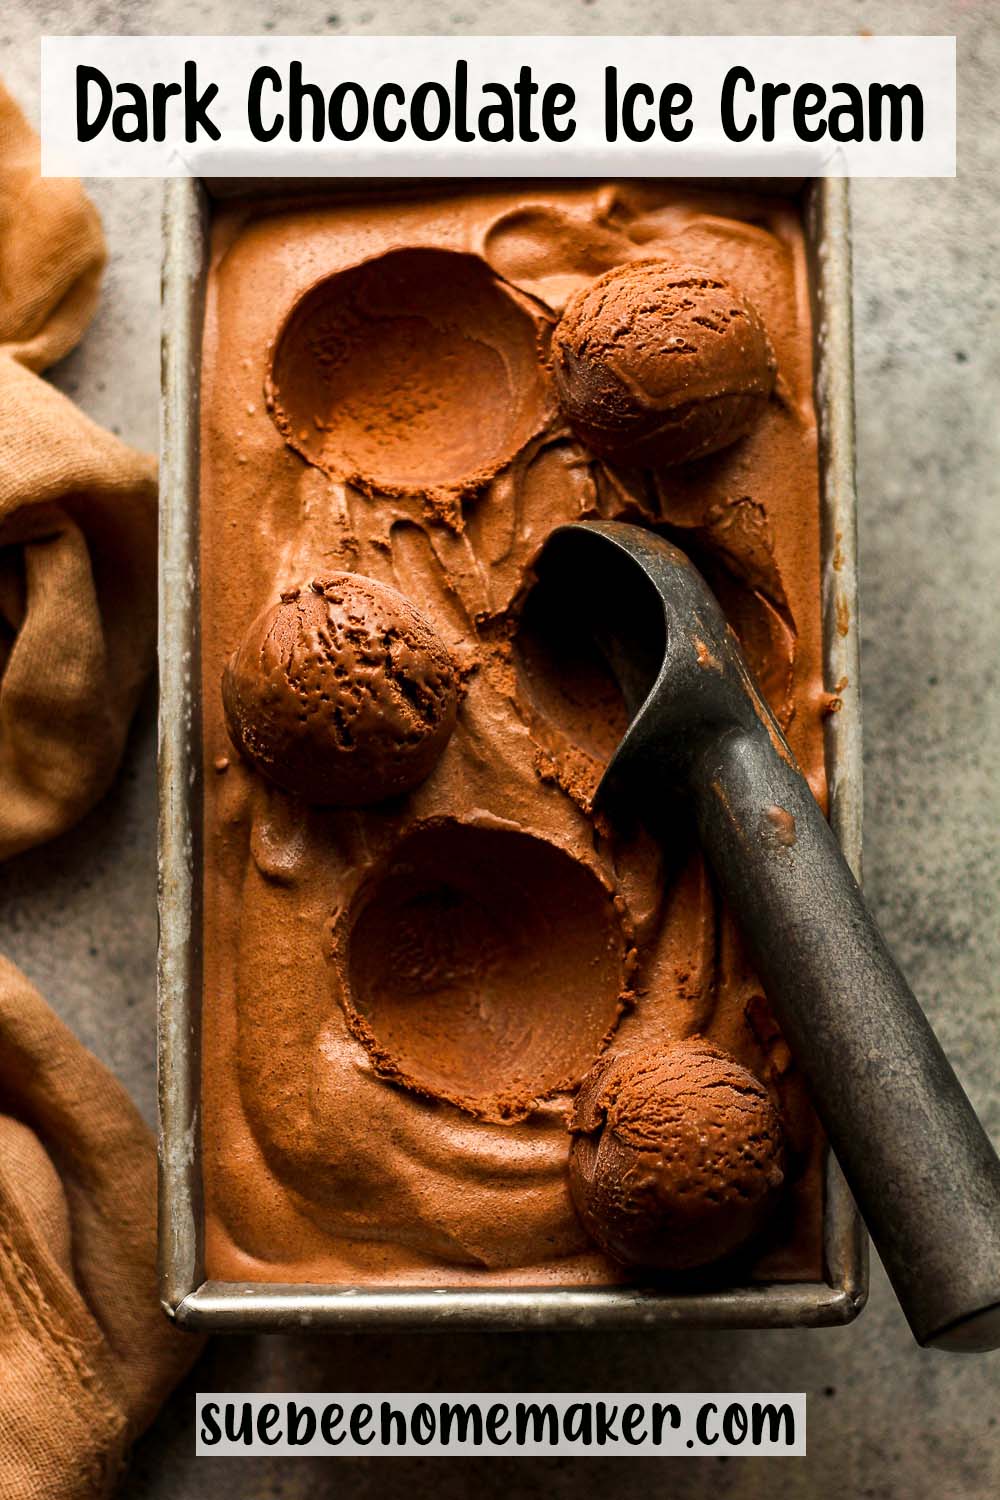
<box><xmin>1</xmin><ymin>1</ymin><xmax>998</xmax><ymax>1495</ymax></box>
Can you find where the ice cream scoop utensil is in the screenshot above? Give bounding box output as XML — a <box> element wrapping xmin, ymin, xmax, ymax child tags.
<box><xmin>540</xmin><ymin>519</ymin><xmax>1000</xmax><ymax>1351</ymax></box>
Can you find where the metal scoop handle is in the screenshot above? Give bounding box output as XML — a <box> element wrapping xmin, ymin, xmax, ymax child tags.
<box><xmin>542</xmin><ymin>519</ymin><xmax>1000</xmax><ymax>1351</ymax></box>
<box><xmin>692</xmin><ymin>719</ymin><xmax>1000</xmax><ymax>1351</ymax></box>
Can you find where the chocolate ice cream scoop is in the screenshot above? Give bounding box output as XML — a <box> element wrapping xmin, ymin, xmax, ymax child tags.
<box><xmin>569</xmin><ymin>1039</ymin><xmax>786</xmax><ymax>1272</ymax></box>
<box><xmin>552</xmin><ymin>261</ymin><xmax>776</xmax><ymax>467</ymax></box>
<box><xmin>222</xmin><ymin>572</ymin><xmax>458</xmax><ymax>806</ymax></box>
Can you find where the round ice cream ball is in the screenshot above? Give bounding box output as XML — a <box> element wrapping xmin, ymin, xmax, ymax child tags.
<box><xmin>568</xmin><ymin>1037</ymin><xmax>786</xmax><ymax>1272</ymax></box>
<box><xmin>552</xmin><ymin>261</ymin><xmax>776</xmax><ymax>467</ymax></box>
<box><xmin>222</xmin><ymin>572</ymin><xmax>459</xmax><ymax>806</ymax></box>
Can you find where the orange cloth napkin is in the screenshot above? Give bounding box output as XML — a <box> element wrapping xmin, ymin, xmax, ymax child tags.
<box><xmin>0</xmin><ymin>83</ymin><xmax>201</xmax><ymax>1497</ymax></box>
<box><xmin>0</xmin><ymin>82</ymin><xmax>156</xmax><ymax>860</ymax></box>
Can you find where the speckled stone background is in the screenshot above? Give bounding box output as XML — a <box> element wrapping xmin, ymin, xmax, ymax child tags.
<box><xmin>2</xmin><ymin>1</ymin><xmax>998</xmax><ymax>1495</ymax></box>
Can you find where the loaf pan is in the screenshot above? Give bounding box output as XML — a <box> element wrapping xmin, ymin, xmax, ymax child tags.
<box><xmin>158</xmin><ymin>174</ymin><xmax>867</xmax><ymax>1332</ymax></box>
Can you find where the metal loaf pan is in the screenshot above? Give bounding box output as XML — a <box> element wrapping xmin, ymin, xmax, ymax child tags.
<box><xmin>159</xmin><ymin>175</ymin><xmax>867</xmax><ymax>1332</ymax></box>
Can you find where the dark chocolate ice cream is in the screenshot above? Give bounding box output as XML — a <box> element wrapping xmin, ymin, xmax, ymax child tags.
<box><xmin>569</xmin><ymin>1037</ymin><xmax>786</xmax><ymax>1272</ymax></box>
<box><xmin>222</xmin><ymin>572</ymin><xmax>458</xmax><ymax>806</ymax></box>
<box><xmin>199</xmin><ymin>183</ymin><xmax>827</xmax><ymax>1285</ymax></box>
<box><xmin>552</xmin><ymin>260</ymin><xmax>776</xmax><ymax>467</ymax></box>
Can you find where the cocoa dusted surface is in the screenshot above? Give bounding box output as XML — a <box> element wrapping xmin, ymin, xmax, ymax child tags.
<box><xmin>267</xmin><ymin>246</ymin><xmax>552</xmax><ymax>508</ymax></box>
<box><xmin>198</xmin><ymin>181</ymin><xmax>827</xmax><ymax>1285</ymax></box>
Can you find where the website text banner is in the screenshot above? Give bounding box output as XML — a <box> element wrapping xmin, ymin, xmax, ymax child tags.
<box><xmin>196</xmin><ymin>1392</ymin><xmax>807</xmax><ymax>1456</ymax></box>
<box><xmin>41</xmin><ymin>35</ymin><xmax>955</xmax><ymax>178</ymax></box>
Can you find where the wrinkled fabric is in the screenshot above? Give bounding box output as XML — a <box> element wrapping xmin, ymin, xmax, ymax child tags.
<box><xmin>0</xmin><ymin>81</ymin><xmax>157</xmax><ymax>861</ymax></box>
<box><xmin>0</xmin><ymin>962</ymin><xmax>199</xmax><ymax>1498</ymax></box>
<box><xmin>0</xmin><ymin>83</ymin><xmax>201</xmax><ymax>1498</ymax></box>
